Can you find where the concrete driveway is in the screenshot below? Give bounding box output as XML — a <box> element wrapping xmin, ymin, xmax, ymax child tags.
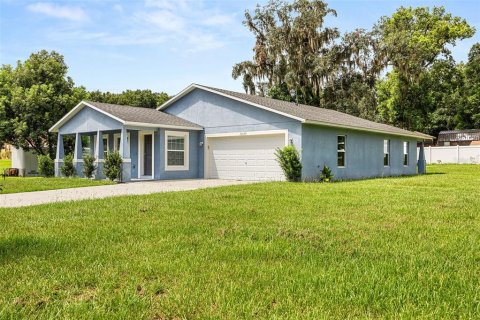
<box><xmin>0</xmin><ymin>179</ymin><xmax>253</xmax><ymax>208</ymax></box>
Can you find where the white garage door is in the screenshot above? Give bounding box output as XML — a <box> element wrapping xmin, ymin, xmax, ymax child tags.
<box><xmin>206</xmin><ymin>133</ymin><xmax>286</xmax><ymax>181</ymax></box>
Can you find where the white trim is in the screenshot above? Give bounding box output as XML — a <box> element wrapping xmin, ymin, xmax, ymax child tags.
<box><xmin>205</xmin><ymin>129</ymin><xmax>289</xmax><ymax>146</ymax></box>
<box><xmin>49</xmin><ymin>101</ymin><xmax>125</xmax><ymax>132</ymax></box>
<box><xmin>102</xmin><ymin>134</ymin><xmax>110</xmax><ymax>158</ymax></box>
<box><xmin>165</xmin><ymin>130</ymin><xmax>189</xmax><ymax>171</ymax></box>
<box><xmin>113</xmin><ymin>132</ymin><xmax>131</xmax><ymax>153</ymax></box>
<box><xmin>304</xmin><ymin>120</ymin><xmax>433</xmax><ymax>141</ymax></box>
<box><xmin>403</xmin><ymin>141</ymin><xmax>409</xmax><ymax>166</ymax></box>
<box><xmin>125</xmin><ymin>121</ymin><xmax>202</xmax><ymax>131</ymax></box>
<box><xmin>204</xmin><ymin>129</ymin><xmax>288</xmax><ymax>179</ymax></box>
<box><xmin>337</xmin><ymin>135</ymin><xmax>346</xmax><ymax>168</ymax></box>
<box><xmin>157</xmin><ymin>84</ymin><xmax>304</xmax><ymax>122</ymax></box>
<box><xmin>138</xmin><ymin>131</ymin><xmax>155</xmax><ymax>179</ymax></box>
<box><xmin>383</xmin><ymin>139</ymin><xmax>390</xmax><ymax>167</ymax></box>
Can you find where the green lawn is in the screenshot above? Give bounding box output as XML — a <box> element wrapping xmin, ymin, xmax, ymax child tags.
<box><xmin>0</xmin><ymin>165</ymin><xmax>479</xmax><ymax>319</ymax></box>
<box><xmin>0</xmin><ymin>177</ymin><xmax>114</xmax><ymax>194</ymax></box>
<box><xmin>0</xmin><ymin>159</ymin><xmax>11</xmax><ymax>171</ymax></box>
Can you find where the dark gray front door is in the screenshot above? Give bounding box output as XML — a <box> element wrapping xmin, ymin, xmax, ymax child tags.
<box><xmin>143</xmin><ymin>134</ymin><xmax>152</xmax><ymax>176</ymax></box>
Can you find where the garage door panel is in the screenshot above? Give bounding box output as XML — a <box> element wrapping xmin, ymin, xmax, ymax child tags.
<box><xmin>207</xmin><ymin>133</ymin><xmax>286</xmax><ymax>181</ymax></box>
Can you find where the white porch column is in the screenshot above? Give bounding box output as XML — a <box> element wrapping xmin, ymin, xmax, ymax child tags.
<box><xmin>119</xmin><ymin>127</ymin><xmax>131</xmax><ymax>181</ymax></box>
<box><xmin>73</xmin><ymin>132</ymin><xmax>83</xmax><ymax>176</ymax></box>
<box><xmin>94</xmin><ymin>130</ymin><xmax>104</xmax><ymax>179</ymax></box>
<box><xmin>95</xmin><ymin>130</ymin><xmax>104</xmax><ymax>160</ymax></box>
<box><xmin>119</xmin><ymin>127</ymin><xmax>130</xmax><ymax>159</ymax></box>
<box><xmin>89</xmin><ymin>134</ymin><xmax>95</xmax><ymax>156</ymax></box>
<box><xmin>73</xmin><ymin>132</ymin><xmax>82</xmax><ymax>161</ymax></box>
<box><xmin>54</xmin><ymin>133</ymin><xmax>64</xmax><ymax>177</ymax></box>
<box><xmin>56</xmin><ymin>133</ymin><xmax>64</xmax><ymax>160</ymax></box>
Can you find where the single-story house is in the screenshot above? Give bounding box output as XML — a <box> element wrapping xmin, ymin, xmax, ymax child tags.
<box><xmin>49</xmin><ymin>84</ymin><xmax>432</xmax><ymax>181</ymax></box>
<box><xmin>437</xmin><ymin>129</ymin><xmax>480</xmax><ymax>146</ymax></box>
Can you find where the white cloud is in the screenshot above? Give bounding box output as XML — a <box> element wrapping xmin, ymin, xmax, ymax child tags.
<box><xmin>134</xmin><ymin>1</ymin><xmax>233</xmax><ymax>52</ymax></box>
<box><xmin>34</xmin><ymin>0</ymin><xmax>237</xmax><ymax>54</ymax></box>
<box><xmin>144</xmin><ymin>0</ymin><xmax>194</xmax><ymax>11</ymax></box>
<box><xmin>27</xmin><ymin>2</ymin><xmax>88</xmax><ymax>22</ymax></box>
<box><xmin>201</xmin><ymin>14</ymin><xmax>234</xmax><ymax>26</ymax></box>
<box><xmin>144</xmin><ymin>0</ymin><xmax>175</xmax><ymax>10</ymax></box>
<box><xmin>186</xmin><ymin>33</ymin><xmax>225</xmax><ymax>53</ymax></box>
<box><xmin>113</xmin><ymin>4</ymin><xmax>123</xmax><ymax>12</ymax></box>
<box><xmin>139</xmin><ymin>10</ymin><xmax>186</xmax><ymax>32</ymax></box>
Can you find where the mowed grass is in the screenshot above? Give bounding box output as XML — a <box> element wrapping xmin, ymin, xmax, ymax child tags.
<box><xmin>0</xmin><ymin>177</ymin><xmax>114</xmax><ymax>194</ymax></box>
<box><xmin>0</xmin><ymin>159</ymin><xmax>11</xmax><ymax>171</ymax></box>
<box><xmin>0</xmin><ymin>165</ymin><xmax>479</xmax><ymax>319</ymax></box>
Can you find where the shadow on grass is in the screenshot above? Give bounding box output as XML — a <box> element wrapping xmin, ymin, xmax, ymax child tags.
<box><xmin>0</xmin><ymin>236</ymin><xmax>64</xmax><ymax>265</ymax></box>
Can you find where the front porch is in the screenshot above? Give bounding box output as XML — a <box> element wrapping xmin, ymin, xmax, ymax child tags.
<box><xmin>49</xmin><ymin>100</ymin><xmax>204</xmax><ymax>182</ymax></box>
<box><xmin>55</xmin><ymin>127</ymin><xmax>155</xmax><ymax>181</ymax></box>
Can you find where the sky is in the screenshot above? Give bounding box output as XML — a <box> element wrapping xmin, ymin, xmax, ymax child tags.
<box><xmin>1</xmin><ymin>0</ymin><xmax>479</xmax><ymax>95</ymax></box>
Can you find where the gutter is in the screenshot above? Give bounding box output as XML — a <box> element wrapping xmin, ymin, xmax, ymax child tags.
<box><xmin>303</xmin><ymin>120</ymin><xmax>434</xmax><ymax>141</ymax></box>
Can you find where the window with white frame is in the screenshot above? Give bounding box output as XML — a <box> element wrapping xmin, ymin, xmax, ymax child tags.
<box><xmin>114</xmin><ymin>132</ymin><xmax>130</xmax><ymax>154</ymax></box>
<box><xmin>384</xmin><ymin>139</ymin><xmax>390</xmax><ymax>166</ymax></box>
<box><xmin>337</xmin><ymin>135</ymin><xmax>346</xmax><ymax>167</ymax></box>
<box><xmin>403</xmin><ymin>141</ymin><xmax>409</xmax><ymax>166</ymax></box>
<box><xmin>102</xmin><ymin>134</ymin><xmax>109</xmax><ymax>158</ymax></box>
<box><xmin>165</xmin><ymin>131</ymin><xmax>189</xmax><ymax>170</ymax></box>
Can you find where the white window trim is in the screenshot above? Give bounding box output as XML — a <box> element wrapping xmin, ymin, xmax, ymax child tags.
<box><xmin>165</xmin><ymin>130</ymin><xmax>189</xmax><ymax>171</ymax></box>
<box><xmin>384</xmin><ymin>139</ymin><xmax>390</xmax><ymax>167</ymax></box>
<box><xmin>403</xmin><ymin>141</ymin><xmax>409</xmax><ymax>166</ymax></box>
<box><xmin>337</xmin><ymin>135</ymin><xmax>346</xmax><ymax>168</ymax></box>
<box><xmin>102</xmin><ymin>134</ymin><xmax>109</xmax><ymax>158</ymax></box>
<box><xmin>138</xmin><ymin>131</ymin><xmax>155</xmax><ymax>179</ymax></box>
<box><xmin>113</xmin><ymin>132</ymin><xmax>131</xmax><ymax>154</ymax></box>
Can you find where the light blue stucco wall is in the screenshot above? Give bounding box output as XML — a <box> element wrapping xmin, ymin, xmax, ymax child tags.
<box><xmin>163</xmin><ymin>89</ymin><xmax>302</xmax><ymax>148</ymax></box>
<box><xmin>56</xmin><ymin>95</ymin><xmax>420</xmax><ymax>181</ymax></box>
<box><xmin>301</xmin><ymin>124</ymin><xmax>418</xmax><ymax>180</ymax></box>
<box><xmin>164</xmin><ymin>88</ymin><xmax>420</xmax><ymax>181</ymax></box>
<box><xmin>155</xmin><ymin>129</ymin><xmax>202</xmax><ymax>179</ymax></box>
<box><xmin>124</xmin><ymin>128</ymin><xmax>201</xmax><ymax>180</ymax></box>
<box><xmin>58</xmin><ymin>107</ymin><xmax>123</xmax><ymax>134</ymax></box>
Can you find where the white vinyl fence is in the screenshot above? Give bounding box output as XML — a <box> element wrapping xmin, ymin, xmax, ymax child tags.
<box><xmin>418</xmin><ymin>146</ymin><xmax>480</xmax><ymax>164</ymax></box>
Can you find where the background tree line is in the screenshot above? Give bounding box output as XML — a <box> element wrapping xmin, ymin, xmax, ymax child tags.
<box><xmin>0</xmin><ymin>50</ymin><xmax>169</xmax><ymax>158</ymax></box>
<box><xmin>232</xmin><ymin>0</ymin><xmax>479</xmax><ymax>136</ymax></box>
<box><xmin>1</xmin><ymin>0</ymin><xmax>479</xmax><ymax>159</ymax></box>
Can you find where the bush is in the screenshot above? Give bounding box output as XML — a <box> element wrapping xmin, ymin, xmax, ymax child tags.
<box><xmin>82</xmin><ymin>154</ymin><xmax>97</xmax><ymax>179</ymax></box>
<box><xmin>103</xmin><ymin>151</ymin><xmax>123</xmax><ymax>181</ymax></box>
<box><xmin>0</xmin><ymin>148</ymin><xmax>11</xmax><ymax>159</ymax></box>
<box><xmin>319</xmin><ymin>164</ymin><xmax>334</xmax><ymax>182</ymax></box>
<box><xmin>61</xmin><ymin>154</ymin><xmax>76</xmax><ymax>177</ymax></box>
<box><xmin>37</xmin><ymin>155</ymin><xmax>54</xmax><ymax>177</ymax></box>
<box><xmin>275</xmin><ymin>144</ymin><xmax>302</xmax><ymax>182</ymax></box>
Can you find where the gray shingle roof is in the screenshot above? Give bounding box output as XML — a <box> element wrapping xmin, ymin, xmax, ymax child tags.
<box><xmin>85</xmin><ymin>101</ymin><xmax>202</xmax><ymax>129</ymax></box>
<box><xmin>197</xmin><ymin>85</ymin><xmax>432</xmax><ymax>140</ymax></box>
